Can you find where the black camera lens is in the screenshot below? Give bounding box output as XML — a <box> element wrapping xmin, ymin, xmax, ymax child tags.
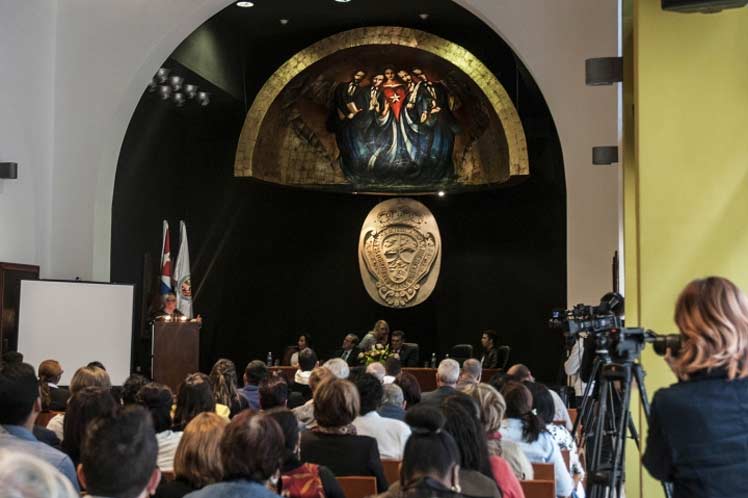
<box><xmin>652</xmin><ymin>334</ymin><xmax>682</xmax><ymax>357</ymax></box>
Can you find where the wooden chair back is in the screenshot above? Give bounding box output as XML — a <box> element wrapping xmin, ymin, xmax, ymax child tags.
<box><xmin>381</xmin><ymin>460</ymin><xmax>400</xmax><ymax>486</ymax></box>
<box><xmin>568</xmin><ymin>408</ymin><xmax>578</xmax><ymax>426</ymax></box>
<box><xmin>561</xmin><ymin>449</ymin><xmax>571</xmax><ymax>471</ymax></box>
<box><xmin>35</xmin><ymin>410</ymin><xmax>63</xmax><ymax>427</ymax></box>
<box><xmin>531</xmin><ymin>462</ymin><xmax>555</xmax><ymax>481</ymax></box>
<box><xmin>520</xmin><ymin>479</ymin><xmax>555</xmax><ymax>498</ymax></box>
<box><xmin>161</xmin><ymin>470</ymin><xmax>176</xmax><ymax>481</ymax></box>
<box><xmin>336</xmin><ymin>476</ymin><xmax>377</xmax><ymax>498</ymax></box>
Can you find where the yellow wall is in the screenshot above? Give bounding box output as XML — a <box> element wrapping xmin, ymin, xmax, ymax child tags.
<box><xmin>626</xmin><ymin>1</ymin><xmax>748</xmax><ymax>496</ymax></box>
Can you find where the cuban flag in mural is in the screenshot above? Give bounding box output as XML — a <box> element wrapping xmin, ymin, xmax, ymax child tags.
<box><xmin>160</xmin><ymin>220</ymin><xmax>173</xmax><ymax>296</ymax></box>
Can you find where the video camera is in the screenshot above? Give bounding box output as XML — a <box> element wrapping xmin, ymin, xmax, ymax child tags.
<box><xmin>549</xmin><ymin>292</ymin><xmax>682</xmax><ymax>359</ymax></box>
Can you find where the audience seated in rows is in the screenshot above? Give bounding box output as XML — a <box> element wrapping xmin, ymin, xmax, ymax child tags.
<box><xmin>260</xmin><ymin>374</ymin><xmax>290</xmax><ymax>410</ymax></box>
<box><xmin>209</xmin><ymin>358</ymin><xmax>249</xmax><ymax>417</ymax></box>
<box><xmin>507</xmin><ymin>363</ymin><xmax>573</xmax><ymax>431</ymax></box>
<box><xmin>268</xmin><ymin>408</ymin><xmax>345</xmax><ymax>498</ymax></box>
<box><xmin>461</xmin><ymin>382</ymin><xmax>533</xmax><ymax>480</ymax></box>
<box><xmin>38</xmin><ymin>359</ymin><xmax>69</xmax><ymax>411</ymax></box>
<box><xmin>77</xmin><ymin>406</ymin><xmax>161</xmax><ymax>498</ymax></box>
<box><xmin>238</xmin><ymin>360</ymin><xmax>267</xmax><ymax>411</ymax></box>
<box><xmin>174</xmin><ymin>373</ymin><xmax>219</xmax><ymax>428</ymax></box>
<box><xmin>0</xmin><ymin>362</ymin><xmax>80</xmax><ymax>491</ymax></box>
<box><xmin>0</xmin><ymin>450</ymin><xmax>78</xmax><ymax>498</ymax></box>
<box><xmin>421</xmin><ymin>359</ymin><xmax>459</xmax><ymax>407</ymax></box>
<box><xmin>185</xmin><ymin>411</ymin><xmax>283</xmax><ymax>498</ymax></box>
<box><xmin>292</xmin><ymin>367</ymin><xmax>335</xmax><ymax>430</ymax></box>
<box><xmin>500</xmin><ymin>381</ymin><xmax>573</xmax><ymax>498</ymax></box>
<box><xmin>154</xmin><ymin>412</ymin><xmax>228</xmax><ymax>498</ymax></box>
<box><xmin>61</xmin><ymin>385</ymin><xmax>117</xmax><ymax>466</ymax></box>
<box><xmin>379</xmin><ymin>383</ymin><xmax>406</xmax><ymax>421</ymax></box>
<box><xmin>123</xmin><ymin>373</ymin><xmax>149</xmax><ymax>405</ymax></box>
<box><xmin>47</xmin><ymin>364</ymin><xmax>111</xmax><ymax>440</ymax></box>
<box><xmin>299</xmin><ymin>377</ymin><xmax>389</xmax><ymax>492</ymax></box>
<box><xmin>395</xmin><ymin>371</ymin><xmax>421</xmax><ymax>408</ymax></box>
<box><xmin>293</xmin><ymin>348</ymin><xmax>319</xmax><ymax>402</ymax></box>
<box><xmin>323</xmin><ymin>357</ymin><xmax>350</xmax><ymax>379</ymax></box>
<box><xmin>384</xmin><ymin>357</ymin><xmax>401</xmax><ymax>384</ymax></box>
<box><xmin>458</xmin><ymin>358</ymin><xmax>482</xmax><ymax>388</ymax></box>
<box><xmin>137</xmin><ymin>382</ymin><xmax>182</xmax><ymax>472</ymax></box>
<box><xmin>366</xmin><ymin>361</ymin><xmax>387</xmax><ymax>383</ymax></box>
<box><xmin>353</xmin><ymin>373</ymin><xmax>411</xmax><ymax>460</ymax></box>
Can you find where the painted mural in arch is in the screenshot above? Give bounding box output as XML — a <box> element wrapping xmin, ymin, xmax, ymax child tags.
<box><xmin>235</xmin><ymin>27</ymin><xmax>529</xmax><ymax>193</ymax></box>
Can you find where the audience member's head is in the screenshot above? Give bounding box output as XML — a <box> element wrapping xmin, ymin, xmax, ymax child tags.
<box><xmin>298</xmin><ymin>348</ymin><xmax>318</xmax><ymax>372</ymax></box>
<box><xmin>502</xmin><ymin>381</ymin><xmax>543</xmax><ymax>443</ymax></box>
<box><xmin>220</xmin><ymin>411</ymin><xmax>284</xmax><ymax>484</ymax></box>
<box><xmin>356</xmin><ymin>373</ymin><xmax>384</xmax><ymax>415</ymax></box>
<box><xmin>297</xmin><ymin>333</ymin><xmax>313</xmax><ymax>351</ymax></box>
<box><xmin>401</xmin><ymin>405</ymin><xmax>460</xmax><ymax>488</ymax></box>
<box><xmin>0</xmin><ymin>362</ymin><xmax>40</xmax><ymax>426</ymax></box>
<box><xmin>481</xmin><ymin>329</ymin><xmax>498</xmax><ymax>350</ymax></box>
<box><xmin>62</xmin><ymin>386</ymin><xmax>118</xmax><ymax>463</ymax></box>
<box><xmin>174</xmin><ymin>373</ymin><xmax>215</xmax><ymax>431</ymax></box>
<box><xmin>323</xmin><ymin>358</ymin><xmax>350</xmax><ymax>379</ymax></box>
<box><xmin>506</xmin><ymin>363</ymin><xmax>533</xmax><ymax>382</ymax></box>
<box><xmin>174</xmin><ymin>412</ymin><xmax>228</xmax><ymax>488</ymax></box>
<box><xmin>87</xmin><ymin>361</ymin><xmax>106</xmax><ymax>371</ymax></box>
<box><xmin>365</xmin><ymin>362</ymin><xmax>386</xmax><ymax>382</ymax></box>
<box><xmin>244</xmin><ymin>360</ymin><xmax>268</xmax><ymax>387</ymax></box>
<box><xmin>382</xmin><ymin>383</ymin><xmax>405</xmax><ymax>409</ymax></box>
<box><xmin>672</xmin><ymin>276</ymin><xmax>748</xmax><ymax>380</ymax></box>
<box><xmin>122</xmin><ymin>374</ymin><xmax>149</xmax><ymax>406</ymax></box>
<box><xmin>266</xmin><ymin>408</ymin><xmax>301</xmax><ymax>464</ymax></box>
<box><xmin>309</xmin><ymin>367</ymin><xmax>335</xmax><ymax>394</ymax></box>
<box><xmin>460</xmin><ymin>358</ymin><xmax>482</xmax><ymax>384</ymax></box>
<box><xmin>37</xmin><ymin>359</ymin><xmax>64</xmax><ymax>410</ymax></box>
<box><xmin>0</xmin><ymin>450</ymin><xmax>78</xmax><ymax>498</ymax></box>
<box><xmin>209</xmin><ymin>358</ymin><xmax>240</xmax><ymax>408</ymax></box>
<box><xmin>2</xmin><ymin>351</ymin><xmax>24</xmax><ymax>366</ymax></box>
<box><xmin>259</xmin><ymin>375</ymin><xmax>289</xmax><ymax>410</ymax></box>
<box><xmin>314</xmin><ymin>378</ymin><xmax>360</xmax><ymax>429</ymax></box>
<box><xmin>385</xmin><ymin>357</ymin><xmax>402</xmax><ymax>378</ymax></box>
<box><xmin>390</xmin><ymin>330</ymin><xmax>405</xmax><ymax>351</ymax></box>
<box><xmin>436</xmin><ymin>359</ymin><xmax>460</xmax><ymax>387</ymax></box>
<box><xmin>69</xmin><ymin>365</ymin><xmax>111</xmax><ymax>396</ymax></box>
<box><xmin>525</xmin><ymin>382</ymin><xmax>556</xmax><ymax>426</ymax></box>
<box><xmin>136</xmin><ymin>382</ymin><xmax>174</xmax><ymax>433</ymax></box>
<box><xmin>461</xmin><ymin>382</ymin><xmax>506</xmax><ymax>435</ymax></box>
<box><xmin>487</xmin><ymin>370</ymin><xmax>509</xmax><ymax>394</ymax></box>
<box><xmin>395</xmin><ymin>371</ymin><xmax>422</xmax><ymax>408</ymax></box>
<box><xmin>442</xmin><ymin>395</ymin><xmax>492</xmax><ymax>478</ymax></box>
<box><xmin>342</xmin><ymin>333</ymin><xmax>359</xmax><ymax>351</ymax></box>
<box><xmin>78</xmin><ymin>406</ymin><xmax>160</xmax><ymax>498</ymax></box>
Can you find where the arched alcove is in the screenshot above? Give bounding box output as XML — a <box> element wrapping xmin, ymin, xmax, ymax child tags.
<box><xmin>111</xmin><ymin>0</ymin><xmax>567</xmax><ymax>380</ymax></box>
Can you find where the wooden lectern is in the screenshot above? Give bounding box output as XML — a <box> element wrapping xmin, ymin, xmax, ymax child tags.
<box><xmin>152</xmin><ymin>320</ymin><xmax>200</xmax><ymax>392</ymax></box>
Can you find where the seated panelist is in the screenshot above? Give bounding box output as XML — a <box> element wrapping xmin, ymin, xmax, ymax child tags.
<box><xmin>333</xmin><ymin>333</ymin><xmax>361</xmax><ymax>366</ymax></box>
<box><xmin>390</xmin><ymin>330</ymin><xmax>418</xmax><ymax>367</ymax></box>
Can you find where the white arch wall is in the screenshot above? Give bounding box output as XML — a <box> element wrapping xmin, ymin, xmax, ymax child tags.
<box><xmin>0</xmin><ymin>0</ymin><xmax>618</xmax><ymax>306</ymax></box>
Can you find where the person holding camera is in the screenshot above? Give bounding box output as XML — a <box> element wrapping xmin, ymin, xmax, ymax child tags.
<box><xmin>643</xmin><ymin>276</ymin><xmax>748</xmax><ymax>498</ymax></box>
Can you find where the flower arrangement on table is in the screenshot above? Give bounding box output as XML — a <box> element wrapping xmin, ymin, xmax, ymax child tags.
<box><xmin>359</xmin><ymin>343</ymin><xmax>395</xmax><ymax>365</ymax></box>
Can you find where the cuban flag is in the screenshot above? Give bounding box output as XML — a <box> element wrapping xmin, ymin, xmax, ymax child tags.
<box><xmin>160</xmin><ymin>220</ymin><xmax>173</xmax><ymax>296</ymax></box>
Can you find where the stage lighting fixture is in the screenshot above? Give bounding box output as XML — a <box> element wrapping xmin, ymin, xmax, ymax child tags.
<box><xmin>184</xmin><ymin>84</ymin><xmax>198</xmax><ymax>99</ymax></box>
<box><xmin>438</xmin><ymin>191</ymin><xmax>445</xmax><ymax>197</ymax></box>
<box><xmin>236</xmin><ymin>1</ymin><xmax>254</xmax><ymax>7</ymax></box>
<box><xmin>147</xmin><ymin>78</ymin><xmax>158</xmax><ymax>92</ymax></box>
<box><xmin>169</xmin><ymin>75</ymin><xmax>184</xmax><ymax>92</ymax></box>
<box><xmin>335</xmin><ymin>0</ymin><xmax>352</xmax><ymax>3</ymax></box>
<box><xmin>156</xmin><ymin>67</ymin><xmax>170</xmax><ymax>83</ymax></box>
<box><xmin>173</xmin><ymin>92</ymin><xmax>186</xmax><ymax>107</ymax></box>
<box><xmin>158</xmin><ymin>85</ymin><xmax>172</xmax><ymax>100</ymax></box>
<box><xmin>280</xmin><ymin>18</ymin><xmax>289</xmax><ymax>25</ymax></box>
<box><xmin>197</xmin><ymin>91</ymin><xmax>210</xmax><ymax>106</ymax></box>
<box><xmin>419</xmin><ymin>13</ymin><xmax>430</xmax><ymax>19</ymax></box>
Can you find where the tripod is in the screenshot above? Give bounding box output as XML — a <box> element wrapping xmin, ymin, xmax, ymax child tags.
<box><xmin>572</xmin><ymin>339</ymin><xmax>673</xmax><ymax>498</ymax></box>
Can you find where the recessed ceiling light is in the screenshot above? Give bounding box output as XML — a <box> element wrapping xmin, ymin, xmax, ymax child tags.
<box><xmin>437</xmin><ymin>191</ymin><xmax>445</xmax><ymax>197</ymax></box>
<box><xmin>334</xmin><ymin>0</ymin><xmax>352</xmax><ymax>3</ymax></box>
<box><xmin>419</xmin><ymin>13</ymin><xmax>430</xmax><ymax>20</ymax></box>
<box><xmin>280</xmin><ymin>18</ymin><xmax>289</xmax><ymax>25</ymax></box>
<box><xmin>236</xmin><ymin>1</ymin><xmax>254</xmax><ymax>7</ymax></box>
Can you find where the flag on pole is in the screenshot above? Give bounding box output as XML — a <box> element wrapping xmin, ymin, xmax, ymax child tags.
<box><xmin>173</xmin><ymin>220</ymin><xmax>193</xmax><ymax>318</ymax></box>
<box><xmin>159</xmin><ymin>220</ymin><xmax>173</xmax><ymax>296</ymax></box>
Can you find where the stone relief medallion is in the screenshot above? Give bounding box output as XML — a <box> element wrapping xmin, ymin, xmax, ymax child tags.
<box><xmin>359</xmin><ymin>198</ymin><xmax>441</xmax><ymax>308</ymax></box>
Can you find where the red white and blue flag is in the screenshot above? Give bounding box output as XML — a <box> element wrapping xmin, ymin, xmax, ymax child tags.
<box><xmin>160</xmin><ymin>220</ymin><xmax>173</xmax><ymax>296</ymax></box>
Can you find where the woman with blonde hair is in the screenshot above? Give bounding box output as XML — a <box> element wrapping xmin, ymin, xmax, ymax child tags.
<box><xmin>643</xmin><ymin>276</ymin><xmax>748</xmax><ymax>498</ymax></box>
<box><xmin>46</xmin><ymin>364</ymin><xmax>111</xmax><ymax>440</ymax></box>
<box><xmin>154</xmin><ymin>412</ymin><xmax>228</xmax><ymax>498</ymax></box>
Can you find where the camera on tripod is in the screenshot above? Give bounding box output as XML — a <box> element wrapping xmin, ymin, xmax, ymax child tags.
<box><xmin>549</xmin><ymin>292</ymin><xmax>682</xmax><ymax>358</ymax></box>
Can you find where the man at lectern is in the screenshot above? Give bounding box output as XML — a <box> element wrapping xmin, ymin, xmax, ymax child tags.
<box><xmin>152</xmin><ymin>293</ymin><xmax>184</xmax><ymax>321</ymax></box>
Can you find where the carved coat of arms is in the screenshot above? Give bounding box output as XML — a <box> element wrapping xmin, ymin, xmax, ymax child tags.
<box><xmin>358</xmin><ymin>198</ymin><xmax>441</xmax><ymax>308</ymax></box>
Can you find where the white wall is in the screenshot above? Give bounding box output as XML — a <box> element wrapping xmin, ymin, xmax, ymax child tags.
<box><xmin>0</xmin><ymin>0</ymin><xmax>618</xmax><ymax>305</ymax></box>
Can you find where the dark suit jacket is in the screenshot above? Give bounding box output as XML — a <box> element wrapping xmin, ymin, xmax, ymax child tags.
<box><xmin>481</xmin><ymin>347</ymin><xmax>499</xmax><ymax>369</ymax></box>
<box><xmin>393</xmin><ymin>344</ymin><xmax>419</xmax><ymax>367</ymax></box>
<box><xmin>300</xmin><ymin>431</ymin><xmax>388</xmax><ymax>493</ymax></box>
<box><xmin>333</xmin><ymin>347</ymin><xmax>361</xmax><ymax>367</ymax></box>
<box><xmin>46</xmin><ymin>386</ymin><xmax>70</xmax><ymax>411</ymax></box>
<box><xmin>419</xmin><ymin>386</ymin><xmax>457</xmax><ymax>408</ymax></box>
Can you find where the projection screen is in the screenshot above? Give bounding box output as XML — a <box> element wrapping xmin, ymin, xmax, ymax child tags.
<box><xmin>17</xmin><ymin>280</ymin><xmax>134</xmax><ymax>385</ymax></box>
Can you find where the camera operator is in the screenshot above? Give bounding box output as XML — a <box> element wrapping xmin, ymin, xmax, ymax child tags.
<box><xmin>643</xmin><ymin>277</ymin><xmax>748</xmax><ymax>498</ymax></box>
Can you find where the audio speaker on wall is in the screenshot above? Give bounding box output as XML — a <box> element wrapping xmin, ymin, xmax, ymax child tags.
<box><xmin>662</xmin><ymin>0</ymin><xmax>748</xmax><ymax>13</ymax></box>
<box><xmin>0</xmin><ymin>163</ymin><xmax>18</xmax><ymax>179</ymax></box>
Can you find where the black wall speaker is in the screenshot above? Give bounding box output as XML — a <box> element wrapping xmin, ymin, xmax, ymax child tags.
<box><xmin>662</xmin><ymin>0</ymin><xmax>748</xmax><ymax>12</ymax></box>
<box><xmin>586</xmin><ymin>57</ymin><xmax>623</xmax><ymax>86</ymax></box>
<box><xmin>0</xmin><ymin>162</ymin><xmax>18</xmax><ymax>179</ymax></box>
<box><xmin>593</xmin><ymin>146</ymin><xmax>619</xmax><ymax>165</ymax></box>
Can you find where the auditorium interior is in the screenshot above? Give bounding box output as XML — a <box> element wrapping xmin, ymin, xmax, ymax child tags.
<box><xmin>1</xmin><ymin>1</ymin><xmax>748</xmax><ymax>497</ymax></box>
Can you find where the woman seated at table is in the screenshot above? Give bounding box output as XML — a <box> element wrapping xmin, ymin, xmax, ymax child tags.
<box><xmin>299</xmin><ymin>378</ymin><xmax>388</xmax><ymax>492</ymax></box>
<box><xmin>289</xmin><ymin>333</ymin><xmax>314</xmax><ymax>368</ymax></box>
